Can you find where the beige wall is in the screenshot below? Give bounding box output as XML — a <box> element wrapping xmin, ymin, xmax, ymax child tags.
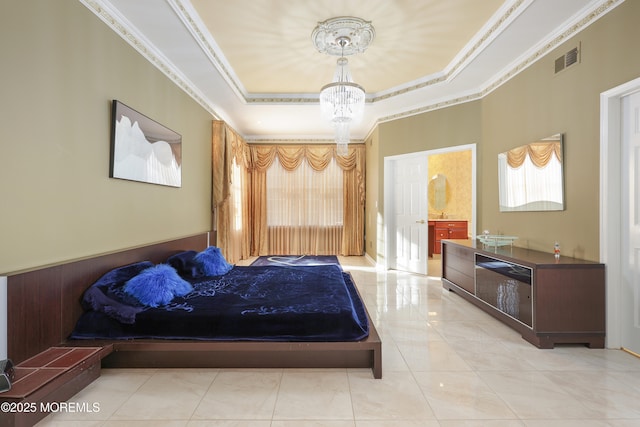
<box><xmin>366</xmin><ymin>0</ymin><xmax>640</xmax><ymax>263</ymax></box>
<box><xmin>480</xmin><ymin>0</ymin><xmax>640</xmax><ymax>261</ymax></box>
<box><xmin>4</xmin><ymin>1</ymin><xmax>639</xmax><ymax>271</ymax></box>
<box><xmin>0</xmin><ymin>1</ymin><xmax>213</xmax><ymax>273</ymax></box>
<box><xmin>367</xmin><ymin>101</ymin><xmax>482</xmax><ymax>261</ymax></box>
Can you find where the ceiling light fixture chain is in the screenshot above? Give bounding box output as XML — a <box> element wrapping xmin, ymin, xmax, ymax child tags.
<box><xmin>312</xmin><ymin>17</ymin><xmax>374</xmax><ymax>156</ymax></box>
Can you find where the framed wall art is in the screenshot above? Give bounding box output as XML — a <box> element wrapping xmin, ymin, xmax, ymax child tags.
<box><xmin>110</xmin><ymin>100</ymin><xmax>182</xmax><ymax>187</ymax></box>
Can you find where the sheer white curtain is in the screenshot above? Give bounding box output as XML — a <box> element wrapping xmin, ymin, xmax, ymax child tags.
<box><xmin>225</xmin><ymin>158</ymin><xmax>244</xmax><ymax>262</ymax></box>
<box><xmin>266</xmin><ymin>157</ymin><xmax>343</xmax><ymax>254</ymax></box>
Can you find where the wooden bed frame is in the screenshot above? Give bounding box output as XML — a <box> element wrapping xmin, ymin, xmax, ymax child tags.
<box><xmin>5</xmin><ymin>233</ymin><xmax>382</xmax><ymax>379</ymax></box>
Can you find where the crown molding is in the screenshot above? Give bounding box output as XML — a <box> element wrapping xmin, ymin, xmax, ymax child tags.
<box><xmin>79</xmin><ymin>0</ymin><xmax>222</xmax><ymax>118</ymax></box>
<box><xmin>170</xmin><ymin>0</ymin><xmax>527</xmax><ymax>105</ymax></box>
<box><xmin>479</xmin><ymin>0</ymin><xmax>623</xmax><ymax>99</ymax></box>
<box><xmin>371</xmin><ymin>0</ymin><xmax>528</xmax><ymax>103</ymax></box>
<box><xmin>376</xmin><ymin>0</ymin><xmax>623</xmax><ymax>125</ymax></box>
<box><xmin>81</xmin><ymin>0</ymin><xmax>623</xmax><ymax>141</ymax></box>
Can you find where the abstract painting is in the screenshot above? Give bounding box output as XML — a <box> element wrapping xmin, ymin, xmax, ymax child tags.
<box><xmin>110</xmin><ymin>100</ymin><xmax>182</xmax><ymax>187</ymax></box>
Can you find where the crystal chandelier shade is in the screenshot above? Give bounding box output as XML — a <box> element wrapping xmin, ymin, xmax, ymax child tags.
<box><xmin>319</xmin><ymin>58</ymin><xmax>365</xmax><ymax>125</ymax></box>
<box><xmin>312</xmin><ymin>17</ymin><xmax>374</xmax><ymax>155</ymax></box>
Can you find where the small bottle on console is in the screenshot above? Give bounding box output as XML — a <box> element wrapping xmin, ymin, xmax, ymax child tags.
<box><xmin>554</xmin><ymin>242</ymin><xmax>560</xmax><ymax>259</ymax></box>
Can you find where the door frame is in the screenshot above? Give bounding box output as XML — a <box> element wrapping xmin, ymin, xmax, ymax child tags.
<box><xmin>600</xmin><ymin>76</ymin><xmax>640</xmax><ymax>349</ymax></box>
<box><xmin>383</xmin><ymin>143</ymin><xmax>477</xmax><ymax>272</ymax></box>
<box><xmin>384</xmin><ymin>151</ymin><xmax>430</xmax><ymax>273</ymax></box>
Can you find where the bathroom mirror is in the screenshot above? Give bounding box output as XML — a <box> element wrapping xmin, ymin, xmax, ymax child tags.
<box><xmin>498</xmin><ymin>133</ymin><xmax>564</xmax><ymax>212</ymax></box>
<box><xmin>428</xmin><ymin>173</ymin><xmax>451</xmax><ymax>211</ymax></box>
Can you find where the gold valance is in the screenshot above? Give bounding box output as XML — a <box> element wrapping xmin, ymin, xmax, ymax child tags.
<box><xmin>249</xmin><ymin>144</ymin><xmax>363</xmax><ymax>173</ymax></box>
<box><xmin>506</xmin><ymin>141</ymin><xmax>562</xmax><ymax>168</ymax></box>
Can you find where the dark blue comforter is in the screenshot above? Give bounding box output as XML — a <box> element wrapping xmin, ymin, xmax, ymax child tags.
<box><xmin>71</xmin><ymin>264</ymin><xmax>369</xmax><ymax>342</ymax></box>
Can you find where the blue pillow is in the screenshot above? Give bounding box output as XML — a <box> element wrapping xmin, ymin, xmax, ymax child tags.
<box><xmin>194</xmin><ymin>246</ymin><xmax>233</xmax><ymax>276</ymax></box>
<box><xmin>81</xmin><ymin>261</ymin><xmax>153</xmax><ymax>324</ymax></box>
<box><xmin>166</xmin><ymin>250</ymin><xmax>202</xmax><ymax>278</ymax></box>
<box><xmin>123</xmin><ymin>264</ymin><xmax>193</xmax><ymax>307</ymax></box>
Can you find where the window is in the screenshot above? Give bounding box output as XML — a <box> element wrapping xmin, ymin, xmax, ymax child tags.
<box><xmin>266</xmin><ymin>158</ymin><xmax>343</xmax><ymax>227</ymax></box>
<box><xmin>265</xmin><ymin>157</ymin><xmax>344</xmax><ymax>254</ymax></box>
<box><xmin>231</xmin><ymin>159</ymin><xmax>243</xmax><ymax>231</ymax></box>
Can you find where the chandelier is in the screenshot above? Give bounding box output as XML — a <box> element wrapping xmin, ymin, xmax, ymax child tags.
<box><xmin>312</xmin><ymin>17</ymin><xmax>374</xmax><ymax>156</ymax></box>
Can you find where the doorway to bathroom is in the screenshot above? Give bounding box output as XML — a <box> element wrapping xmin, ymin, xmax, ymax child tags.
<box><xmin>384</xmin><ymin>143</ymin><xmax>476</xmax><ymax>275</ymax></box>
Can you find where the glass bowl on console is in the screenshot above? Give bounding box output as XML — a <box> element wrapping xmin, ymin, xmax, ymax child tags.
<box><xmin>477</xmin><ymin>235</ymin><xmax>518</xmax><ymax>251</ymax></box>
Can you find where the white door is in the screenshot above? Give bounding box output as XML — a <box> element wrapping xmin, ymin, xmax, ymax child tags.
<box><xmin>392</xmin><ymin>154</ymin><xmax>429</xmax><ymax>274</ymax></box>
<box><xmin>621</xmin><ymin>90</ymin><xmax>640</xmax><ymax>355</ymax></box>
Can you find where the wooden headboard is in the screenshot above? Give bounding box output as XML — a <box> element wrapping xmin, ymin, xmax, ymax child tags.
<box><xmin>5</xmin><ymin>233</ymin><xmax>210</xmax><ymax>364</ymax></box>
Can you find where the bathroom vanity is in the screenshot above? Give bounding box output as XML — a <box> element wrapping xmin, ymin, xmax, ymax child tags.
<box><xmin>428</xmin><ymin>220</ymin><xmax>468</xmax><ymax>256</ymax></box>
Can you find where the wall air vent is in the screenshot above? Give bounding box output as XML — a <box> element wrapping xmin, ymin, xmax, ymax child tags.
<box><xmin>555</xmin><ymin>43</ymin><xmax>581</xmax><ymax>74</ymax></box>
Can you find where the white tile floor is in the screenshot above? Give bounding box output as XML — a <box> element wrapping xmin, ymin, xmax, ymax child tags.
<box><xmin>37</xmin><ymin>256</ymin><xmax>640</xmax><ymax>426</ymax></box>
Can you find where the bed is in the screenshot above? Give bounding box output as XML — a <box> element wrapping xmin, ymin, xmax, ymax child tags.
<box><xmin>70</xmin><ymin>251</ymin><xmax>370</xmax><ymax>343</ymax></box>
<box><xmin>4</xmin><ymin>233</ymin><xmax>382</xmax><ymax>378</ymax></box>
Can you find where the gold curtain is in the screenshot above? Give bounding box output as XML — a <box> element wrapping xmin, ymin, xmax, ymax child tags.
<box><xmin>337</xmin><ymin>146</ymin><xmax>365</xmax><ymax>255</ymax></box>
<box><xmin>211</xmin><ymin>121</ymin><xmax>251</xmax><ymax>263</ymax></box>
<box><xmin>213</xmin><ymin>120</ymin><xmax>365</xmax><ymax>259</ymax></box>
<box><xmin>249</xmin><ymin>145</ymin><xmax>276</xmax><ymax>256</ymax></box>
<box><xmin>506</xmin><ymin>141</ymin><xmax>562</xmax><ymax>168</ymax></box>
<box><xmin>249</xmin><ymin>144</ymin><xmax>365</xmax><ymax>256</ymax></box>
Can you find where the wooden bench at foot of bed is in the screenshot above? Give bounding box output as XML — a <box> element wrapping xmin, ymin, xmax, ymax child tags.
<box><xmin>5</xmin><ymin>232</ymin><xmax>382</xmax><ymax>381</ymax></box>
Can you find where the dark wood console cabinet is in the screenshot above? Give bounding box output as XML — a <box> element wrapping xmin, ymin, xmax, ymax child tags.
<box><xmin>441</xmin><ymin>239</ymin><xmax>605</xmax><ymax>349</ymax></box>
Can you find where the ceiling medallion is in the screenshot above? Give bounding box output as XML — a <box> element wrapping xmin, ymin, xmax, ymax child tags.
<box><xmin>311</xmin><ymin>17</ymin><xmax>375</xmax><ymax>56</ymax></box>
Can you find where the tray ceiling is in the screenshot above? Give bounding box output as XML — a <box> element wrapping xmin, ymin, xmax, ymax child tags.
<box><xmin>83</xmin><ymin>0</ymin><xmax>618</xmax><ymax>141</ymax></box>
